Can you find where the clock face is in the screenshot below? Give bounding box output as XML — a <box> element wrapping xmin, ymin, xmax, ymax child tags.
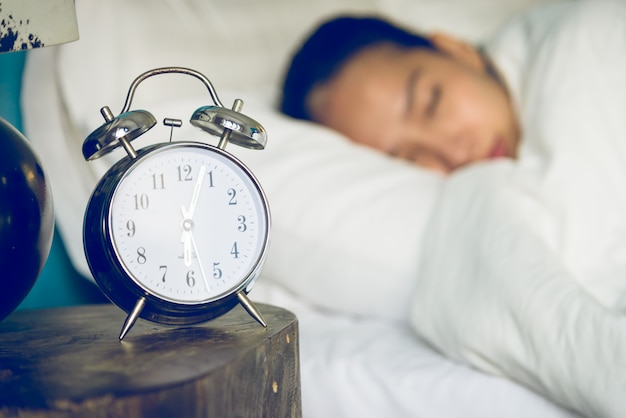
<box><xmin>107</xmin><ymin>142</ymin><xmax>269</xmax><ymax>305</ymax></box>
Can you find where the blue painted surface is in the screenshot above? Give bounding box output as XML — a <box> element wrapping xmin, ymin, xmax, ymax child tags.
<box><xmin>0</xmin><ymin>51</ymin><xmax>25</xmax><ymax>128</ymax></box>
<box><xmin>0</xmin><ymin>51</ymin><xmax>106</xmax><ymax>310</ymax></box>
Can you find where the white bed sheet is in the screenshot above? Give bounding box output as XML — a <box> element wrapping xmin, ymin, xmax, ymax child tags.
<box><xmin>252</xmin><ymin>281</ymin><xmax>577</xmax><ymax>418</ymax></box>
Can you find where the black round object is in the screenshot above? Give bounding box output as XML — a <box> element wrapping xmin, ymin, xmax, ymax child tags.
<box><xmin>0</xmin><ymin>117</ymin><xmax>54</xmax><ymax>321</ymax></box>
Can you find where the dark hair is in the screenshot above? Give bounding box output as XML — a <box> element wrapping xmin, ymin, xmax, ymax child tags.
<box><xmin>279</xmin><ymin>15</ymin><xmax>436</xmax><ymax>121</ymax></box>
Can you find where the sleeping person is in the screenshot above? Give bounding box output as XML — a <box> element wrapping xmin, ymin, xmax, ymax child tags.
<box><xmin>280</xmin><ymin>1</ymin><xmax>626</xmax><ymax>417</ymax></box>
<box><xmin>280</xmin><ymin>15</ymin><xmax>520</xmax><ymax>174</ymax></box>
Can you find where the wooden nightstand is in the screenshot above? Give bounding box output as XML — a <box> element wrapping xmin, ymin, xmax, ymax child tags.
<box><xmin>0</xmin><ymin>303</ymin><xmax>301</xmax><ymax>418</ymax></box>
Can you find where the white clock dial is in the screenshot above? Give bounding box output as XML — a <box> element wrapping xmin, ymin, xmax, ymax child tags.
<box><xmin>107</xmin><ymin>143</ymin><xmax>269</xmax><ymax>304</ymax></box>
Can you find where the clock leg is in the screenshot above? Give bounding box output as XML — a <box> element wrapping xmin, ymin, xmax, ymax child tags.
<box><xmin>119</xmin><ymin>297</ymin><xmax>146</xmax><ymax>340</ymax></box>
<box><xmin>237</xmin><ymin>292</ymin><xmax>267</xmax><ymax>328</ymax></box>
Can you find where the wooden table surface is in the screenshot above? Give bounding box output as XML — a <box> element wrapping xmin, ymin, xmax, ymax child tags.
<box><xmin>0</xmin><ymin>303</ymin><xmax>301</xmax><ymax>418</ymax></box>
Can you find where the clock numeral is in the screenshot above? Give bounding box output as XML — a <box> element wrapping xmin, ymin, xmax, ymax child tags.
<box><xmin>186</xmin><ymin>270</ymin><xmax>196</xmax><ymax>287</ymax></box>
<box><xmin>126</xmin><ymin>220</ymin><xmax>136</xmax><ymax>237</ymax></box>
<box><xmin>177</xmin><ymin>164</ymin><xmax>193</xmax><ymax>182</ymax></box>
<box><xmin>237</xmin><ymin>215</ymin><xmax>247</xmax><ymax>232</ymax></box>
<box><xmin>212</xmin><ymin>262</ymin><xmax>222</xmax><ymax>280</ymax></box>
<box><xmin>208</xmin><ymin>170</ymin><xmax>215</xmax><ymax>187</ymax></box>
<box><xmin>133</xmin><ymin>193</ymin><xmax>149</xmax><ymax>210</ymax></box>
<box><xmin>230</xmin><ymin>242</ymin><xmax>240</xmax><ymax>259</ymax></box>
<box><xmin>159</xmin><ymin>265</ymin><xmax>167</xmax><ymax>282</ymax></box>
<box><xmin>228</xmin><ymin>188</ymin><xmax>237</xmax><ymax>205</ymax></box>
<box><xmin>152</xmin><ymin>173</ymin><xmax>165</xmax><ymax>189</ymax></box>
<box><xmin>136</xmin><ymin>247</ymin><xmax>147</xmax><ymax>264</ymax></box>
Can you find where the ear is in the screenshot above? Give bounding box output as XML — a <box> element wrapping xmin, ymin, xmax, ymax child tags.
<box><xmin>428</xmin><ymin>32</ymin><xmax>486</xmax><ymax>72</ymax></box>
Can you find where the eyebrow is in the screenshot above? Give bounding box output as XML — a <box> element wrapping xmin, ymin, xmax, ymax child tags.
<box><xmin>405</xmin><ymin>69</ymin><xmax>421</xmax><ymax>117</ymax></box>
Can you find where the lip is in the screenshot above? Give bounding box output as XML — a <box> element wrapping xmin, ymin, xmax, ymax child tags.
<box><xmin>488</xmin><ymin>138</ymin><xmax>509</xmax><ymax>159</ymax></box>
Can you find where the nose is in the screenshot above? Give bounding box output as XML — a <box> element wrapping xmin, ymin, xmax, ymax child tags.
<box><xmin>443</xmin><ymin>135</ymin><xmax>474</xmax><ymax>168</ymax></box>
<box><xmin>421</xmin><ymin>132</ymin><xmax>474</xmax><ymax>171</ymax></box>
<box><xmin>400</xmin><ymin>126</ymin><xmax>476</xmax><ymax>172</ymax></box>
<box><xmin>403</xmin><ymin>137</ymin><xmax>472</xmax><ymax>174</ymax></box>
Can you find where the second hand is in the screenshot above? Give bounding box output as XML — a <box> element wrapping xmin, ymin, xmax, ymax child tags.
<box><xmin>188</xmin><ymin>230</ymin><xmax>211</xmax><ymax>292</ymax></box>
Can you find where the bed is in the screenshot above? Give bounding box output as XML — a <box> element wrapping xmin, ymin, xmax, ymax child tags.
<box><xmin>19</xmin><ymin>0</ymin><xmax>595</xmax><ymax>416</ymax></box>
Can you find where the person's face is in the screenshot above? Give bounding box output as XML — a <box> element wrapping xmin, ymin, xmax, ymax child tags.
<box><xmin>308</xmin><ymin>34</ymin><xmax>520</xmax><ymax>174</ymax></box>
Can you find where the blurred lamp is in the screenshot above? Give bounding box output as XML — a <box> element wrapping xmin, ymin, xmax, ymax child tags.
<box><xmin>0</xmin><ymin>0</ymin><xmax>79</xmax><ymax>321</ymax></box>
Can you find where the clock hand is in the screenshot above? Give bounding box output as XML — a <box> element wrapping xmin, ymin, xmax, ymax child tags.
<box><xmin>179</xmin><ymin>211</ymin><xmax>209</xmax><ymax>290</ymax></box>
<box><xmin>182</xmin><ymin>164</ymin><xmax>206</xmax><ymax>219</ymax></box>
<box><xmin>180</xmin><ymin>165</ymin><xmax>206</xmax><ymax>267</ymax></box>
<box><xmin>180</xmin><ymin>206</ymin><xmax>194</xmax><ymax>267</ymax></box>
<box><xmin>180</xmin><ymin>230</ymin><xmax>192</xmax><ymax>267</ymax></box>
<box><xmin>188</xmin><ymin>230</ymin><xmax>211</xmax><ymax>292</ymax></box>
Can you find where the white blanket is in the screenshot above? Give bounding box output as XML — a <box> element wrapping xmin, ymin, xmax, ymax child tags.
<box><xmin>410</xmin><ymin>1</ymin><xmax>626</xmax><ymax>417</ymax></box>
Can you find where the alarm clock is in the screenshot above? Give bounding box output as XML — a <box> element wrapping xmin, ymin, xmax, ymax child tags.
<box><xmin>81</xmin><ymin>67</ymin><xmax>270</xmax><ymax>340</ymax></box>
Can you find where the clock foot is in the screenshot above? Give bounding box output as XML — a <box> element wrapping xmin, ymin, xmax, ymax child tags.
<box><xmin>237</xmin><ymin>292</ymin><xmax>267</xmax><ymax>328</ymax></box>
<box><xmin>119</xmin><ymin>297</ymin><xmax>146</xmax><ymax>340</ymax></box>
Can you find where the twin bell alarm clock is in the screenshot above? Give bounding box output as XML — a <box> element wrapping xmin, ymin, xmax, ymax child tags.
<box><xmin>81</xmin><ymin>67</ymin><xmax>270</xmax><ymax>340</ymax></box>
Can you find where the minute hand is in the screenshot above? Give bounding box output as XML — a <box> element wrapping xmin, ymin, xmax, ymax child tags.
<box><xmin>182</xmin><ymin>164</ymin><xmax>206</xmax><ymax>219</ymax></box>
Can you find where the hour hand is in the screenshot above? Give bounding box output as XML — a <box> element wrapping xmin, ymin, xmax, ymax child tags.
<box><xmin>179</xmin><ymin>225</ymin><xmax>210</xmax><ymax>291</ymax></box>
<box><xmin>180</xmin><ymin>205</ymin><xmax>195</xmax><ymax>266</ymax></box>
<box><xmin>180</xmin><ymin>230</ymin><xmax>192</xmax><ymax>267</ymax></box>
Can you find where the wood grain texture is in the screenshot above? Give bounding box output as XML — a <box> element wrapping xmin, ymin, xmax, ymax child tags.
<box><xmin>0</xmin><ymin>303</ymin><xmax>301</xmax><ymax>418</ymax></box>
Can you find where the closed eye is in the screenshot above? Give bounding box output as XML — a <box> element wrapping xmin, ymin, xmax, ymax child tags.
<box><xmin>405</xmin><ymin>69</ymin><xmax>421</xmax><ymax>118</ymax></box>
<box><xmin>426</xmin><ymin>84</ymin><xmax>441</xmax><ymax>117</ymax></box>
